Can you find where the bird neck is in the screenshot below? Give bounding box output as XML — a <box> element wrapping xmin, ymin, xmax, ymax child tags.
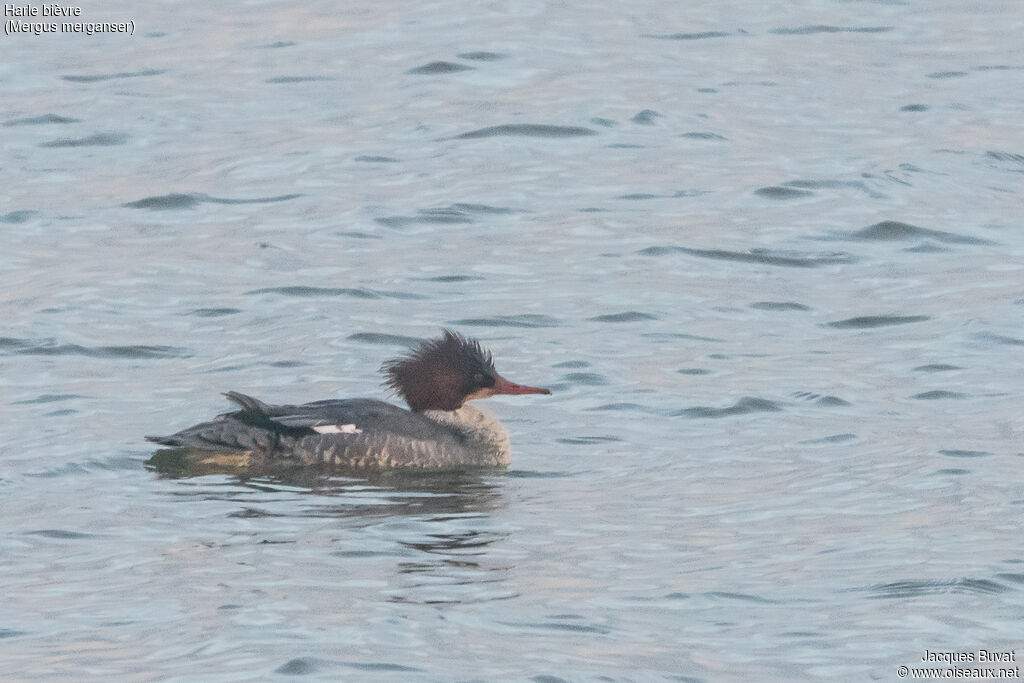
<box><xmin>422</xmin><ymin>405</ymin><xmax>511</xmax><ymax>466</ymax></box>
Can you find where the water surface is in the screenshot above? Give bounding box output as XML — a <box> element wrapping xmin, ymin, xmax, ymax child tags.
<box><xmin>2</xmin><ymin>0</ymin><xmax>1023</xmax><ymax>679</ymax></box>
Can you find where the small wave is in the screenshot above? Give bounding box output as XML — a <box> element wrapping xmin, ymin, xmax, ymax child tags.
<box><xmin>631</xmin><ymin>109</ymin><xmax>661</xmax><ymax>125</ymax></box>
<box><xmin>376</xmin><ymin>209</ymin><xmax>473</xmax><ymax>227</ymax></box>
<box><xmin>184</xmin><ymin>307</ymin><xmax>241</xmax><ymax>317</ymax></box>
<box><xmin>246</xmin><ymin>286</ymin><xmax>422</xmax><ymax>300</ymax></box>
<box><xmin>973</xmin><ymin>332</ymin><xmax>1024</xmax><ymax>346</ymax></box>
<box><xmin>754</xmin><ymin>186</ymin><xmax>814</xmax><ymax>199</ymax></box>
<box><xmin>123</xmin><ymin>192</ymin><xmax>300</xmax><ymax>210</ymax></box>
<box><xmin>1</xmin><ymin>337</ymin><xmax>190</xmax><ymax>359</ymax></box>
<box><xmin>336</xmin><ymin>230</ymin><xmax>383</xmax><ymax>239</ymax></box>
<box><xmin>585</xmin><ymin>402</ymin><xmax>657</xmax><ymax>412</ymax></box>
<box><xmin>913</xmin><ymin>364</ymin><xmax>962</xmax><ymax>372</ymax></box>
<box><xmin>40</xmin><ymin>132</ymin><xmax>128</xmax><ymax>147</ymax></box>
<box><xmin>265</xmin><ymin>75</ymin><xmax>335</xmax><ymax>83</ymax></box>
<box><xmin>801</xmin><ymin>433</ymin><xmax>857</xmax><ymax>444</ymax></box>
<box><xmin>784</xmin><ymin>179</ymin><xmax>887</xmax><ymax>198</ymax></box>
<box><xmin>4</xmin><ymin>114</ymin><xmax>79</xmax><ymax>126</ymax></box>
<box><xmin>555</xmin><ymin>435</ymin><xmax>623</xmax><ymax>444</ymax></box>
<box><xmin>911</xmin><ymin>390</ymin><xmax>968</xmax><ymax>400</ymax></box>
<box><xmin>680</xmin><ymin>131</ymin><xmax>727</xmax><ymax>140</ymax></box>
<box><xmin>276</xmin><ymin>658</ymin><xmax>423</xmax><ymax>675</ymax></box>
<box><xmin>457</xmin><ymin>51</ymin><xmax>506</xmax><ymax>61</ymax></box>
<box><xmin>986</xmin><ymin>150</ymin><xmax>1024</xmax><ymax>164</ymax></box>
<box><xmin>247</xmin><ymin>286</ymin><xmax>379</xmax><ymax>298</ymax></box>
<box><xmin>505</xmin><ymin>470</ymin><xmax>579</xmax><ymax>478</ymax></box>
<box><xmin>770</xmin><ymin>25</ymin><xmax>891</xmax><ymax>35</ymax></box>
<box><xmin>793</xmin><ymin>392</ymin><xmax>850</xmax><ymax>407</ymax></box>
<box><xmin>588</xmin><ymin>311</ymin><xmax>658</xmax><ymax>323</ymax></box>
<box><xmin>750</xmin><ymin>301</ymin><xmax>811</xmax><ymax>311</ymax></box>
<box><xmin>353</xmin><ymin>155</ymin><xmax>397</xmax><ymax>163</ymax></box>
<box><xmin>938</xmin><ymin>449</ymin><xmax>991</xmax><ymax>457</ymax></box>
<box><xmin>639</xmin><ymin>245</ymin><xmax>854</xmax><ymax>268</ymax></box>
<box><xmin>450</xmin><ymin>202</ymin><xmax>521</xmax><ymax>214</ymax></box>
<box><xmin>406</xmin><ymin>61</ymin><xmax>474</xmax><ymax>75</ymax></box>
<box><xmin>985</xmin><ymin>150</ymin><xmax>1024</xmax><ymax>174</ymax></box>
<box><xmin>347</xmin><ymin>332</ymin><xmax>423</xmax><ymax>346</ymax></box>
<box><xmin>618</xmin><ymin>193</ymin><xmax>663</xmax><ymax>200</ymax></box>
<box><xmin>23</xmin><ymin>529</ymin><xmax>94</xmax><ymax>539</ymax></box>
<box><xmin>838</xmin><ymin>220</ymin><xmax>994</xmax><ymax>245</ymax></box>
<box><xmin>123</xmin><ymin>193</ymin><xmax>203</xmax><ymax>210</ymax></box>
<box><xmin>61</xmin><ymin>69</ymin><xmax>166</xmax><ymax>82</ymax></box>
<box><xmin>559</xmin><ymin>372</ymin><xmax>609</xmax><ymax>386</ymax></box>
<box><xmin>643</xmin><ymin>31</ymin><xmax>731</xmax><ymax>40</ymax></box>
<box><xmin>414</xmin><ymin>274</ymin><xmax>486</xmax><ymax>282</ymax></box>
<box><xmin>499</xmin><ymin>619</ymin><xmax>611</xmax><ymax>634</ymax></box>
<box><xmin>451</xmin><ymin>124</ymin><xmax>597</xmax><ymax>139</ymax></box>
<box><xmin>825</xmin><ymin>315</ymin><xmax>929</xmax><ymax>329</ymax></box>
<box><xmin>12</xmin><ymin>393</ymin><xmax>84</xmax><ymax>404</ymax></box>
<box><xmin>706</xmin><ymin>591</ymin><xmax>778</xmax><ymax>604</ymax></box>
<box><xmin>1</xmin><ymin>210</ymin><xmax>37</xmax><ymax>223</ymax></box>
<box><xmin>861</xmin><ymin>578</ymin><xmax>1010</xmax><ymax>599</ymax></box>
<box><xmin>448</xmin><ymin>314</ymin><xmax>561</xmax><ymax>328</ymax></box>
<box><xmin>676</xmin><ymin>396</ymin><xmax>783</xmax><ymax>418</ymax></box>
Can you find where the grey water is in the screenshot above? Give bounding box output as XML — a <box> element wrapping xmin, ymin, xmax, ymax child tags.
<box><xmin>2</xmin><ymin>0</ymin><xmax>1023</xmax><ymax>680</ymax></box>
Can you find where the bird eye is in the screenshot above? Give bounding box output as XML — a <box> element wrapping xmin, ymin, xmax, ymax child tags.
<box><xmin>473</xmin><ymin>372</ymin><xmax>484</xmax><ymax>384</ymax></box>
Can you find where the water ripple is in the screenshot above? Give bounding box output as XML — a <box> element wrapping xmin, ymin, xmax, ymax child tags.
<box><xmin>457</xmin><ymin>51</ymin><xmax>506</xmax><ymax>61</ymax></box>
<box><xmin>911</xmin><ymin>390</ymin><xmax>968</xmax><ymax>400</ymax></box>
<box><xmin>123</xmin><ymin>192</ymin><xmax>301</xmax><ymax>210</ymax></box>
<box><xmin>184</xmin><ymin>308</ymin><xmax>241</xmax><ymax>317</ymax></box>
<box><xmin>0</xmin><ymin>337</ymin><xmax>191</xmax><ymax>359</ymax></box>
<box><xmin>588</xmin><ymin>311</ymin><xmax>658</xmax><ymax>323</ymax></box>
<box><xmin>12</xmin><ymin>393</ymin><xmax>85</xmax><ymax>404</ymax></box>
<box><xmin>639</xmin><ymin>245</ymin><xmax>854</xmax><ymax>268</ymax></box>
<box><xmin>825</xmin><ymin>315</ymin><xmax>929</xmax><ymax>329</ymax></box>
<box><xmin>61</xmin><ymin>68</ymin><xmax>166</xmax><ymax>82</ymax></box>
<box><xmin>276</xmin><ymin>658</ymin><xmax>422</xmax><ymax>675</ymax></box>
<box><xmin>836</xmin><ymin>220</ymin><xmax>995</xmax><ymax>245</ymax></box>
<box><xmin>407</xmin><ymin>61</ymin><xmax>474</xmax><ymax>74</ymax></box>
<box><xmin>754</xmin><ymin>186</ymin><xmax>815</xmax><ymax>199</ymax></box>
<box><xmin>451</xmin><ymin>124</ymin><xmax>598</xmax><ymax>139</ymax></box>
<box><xmin>40</xmin><ymin>132</ymin><xmax>128</xmax><ymax>147</ymax></box>
<box><xmin>769</xmin><ymin>25</ymin><xmax>891</xmax><ymax>35</ymax></box>
<box><xmin>1</xmin><ymin>210</ymin><xmax>37</xmax><ymax>223</ymax></box>
<box><xmin>677</xmin><ymin>397</ymin><xmax>783</xmax><ymax>418</ymax></box>
<box><xmin>631</xmin><ymin>109</ymin><xmax>662</xmax><ymax>125</ymax></box>
<box><xmin>246</xmin><ymin>286</ymin><xmax>424</xmax><ymax>300</ymax></box>
<box><xmin>749</xmin><ymin>301</ymin><xmax>811</xmax><ymax>311</ymax></box>
<box><xmin>347</xmin><ymin>332</ymin><xmax>423</xmax><ymax>346</ymax></box>
<box><xmin>354</xmin><ymin>155</ymin><xmax>398</xmax><ymax>163</ymax></box>
<box><xmin>448</xmin><ymin>314</ymin><xmax>561</xmax><ymax>328</ymax></box>
<box><xmin>861</xmin><ymin>578</ymin><xmax>1011</xmax><ymax>599</ymax></box>
<box><xmin>914</xmin><ymin>364</ymin><xmax>962</xmax><ymax>372</ymax></box>
<box><xmin>559</xmin><ymin>372</ymin><xmax>609</xmax><ymax>386</ymax></box>
<box><xmin>266</xmin><ymin>75</ymin><xmax>335</xmax><ymax>84</ymax></box>
<box><xmin>4</xmin><ymin>114</ymin><xmax>79</xmax><ymax>126</ymax></box>
<box><xmin>643</xmin><ymin>31</ymin><xmax>731</xmax><ymax>40</ymax></box>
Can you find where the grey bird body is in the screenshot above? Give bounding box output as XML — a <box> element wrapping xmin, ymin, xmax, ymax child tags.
<box><xmin>145</xmin><ymin>331</ymin><xmax>548</xmax><ymax>471</ymax></box>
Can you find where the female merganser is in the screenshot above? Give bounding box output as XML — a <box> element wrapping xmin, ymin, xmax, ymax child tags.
<box><xmin>146</xmin><ymin>330</ymin><xmax>550</xmax><ymax>470</ymax></box>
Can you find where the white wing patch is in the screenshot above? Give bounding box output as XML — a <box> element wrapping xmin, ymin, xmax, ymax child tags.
<box><xmin>313</xmin><ymin>424</ymin><xmax>363</xmax><ymax>435</ymax></box>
